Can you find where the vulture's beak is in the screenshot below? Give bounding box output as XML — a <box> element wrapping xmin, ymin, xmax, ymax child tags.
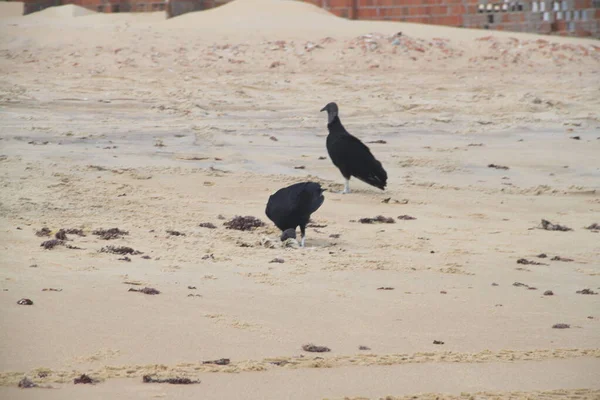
<box><xmin>320</xmin><ymin>106</ymin><xmax>327</xmax><ymax>112</ymax></box>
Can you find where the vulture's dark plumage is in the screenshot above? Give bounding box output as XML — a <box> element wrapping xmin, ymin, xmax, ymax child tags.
<box><xmin>265</xmin><ymin>182</ymin><xmax>325</xmax><ymax>247</ymax></box>
<box><xmin>321</xmin><ymin>102</ymin><xmax>387</xmax><ymax>193</ymax></box>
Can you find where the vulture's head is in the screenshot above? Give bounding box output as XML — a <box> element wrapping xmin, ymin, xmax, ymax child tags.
<box><xmin>280</xmin><ymin>228</ymin><xmax>297</xmax><ymax>242</ymax></box>
<box><xmin>320</xmin><ymin>102</ymin><xmax>339</xmax><ymax>124</ymax></box>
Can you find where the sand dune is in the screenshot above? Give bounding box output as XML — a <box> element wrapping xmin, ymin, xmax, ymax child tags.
<box><xmin>24</xmin><ymin>4</ymin><xmax>96</xmax><ymax>18</ymax></box>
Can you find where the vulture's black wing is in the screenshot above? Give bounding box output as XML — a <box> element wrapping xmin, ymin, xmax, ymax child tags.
<box><xmin>326</xmin><ymin>118</ymin><xmax>387</xmax><ymax>190</ymax></box>
<box><xmin>265</xmin><ymin>182</ymin><xmax>324</xmax><ymax>231</ymax></box>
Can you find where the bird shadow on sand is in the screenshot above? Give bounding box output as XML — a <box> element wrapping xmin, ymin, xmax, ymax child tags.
<box><xmin>301</xmin><ymin>237</ymin><xmax>339</xmax><ymax>248</ymax></box>
<box><xmin>326</xmin><ymin>185</ymin><xmax>388</xmax><ymax>196</ymax></box>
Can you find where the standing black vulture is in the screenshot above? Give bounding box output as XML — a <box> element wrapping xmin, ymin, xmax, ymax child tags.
<box><xmin>321</xmin><ymin>102</ymin><xmax>387</xmax><ymax>194</ymax></box>
<box><xmin>265</xmin><ymin>182</ymin><xmax>325</xmax><ymax>247</ymax></box>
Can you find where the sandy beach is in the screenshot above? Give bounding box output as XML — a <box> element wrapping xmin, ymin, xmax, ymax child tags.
<box><xmin>0</xmin><ymin>1</ymin><xmax>599</xmax><ymax>398</ymax></box>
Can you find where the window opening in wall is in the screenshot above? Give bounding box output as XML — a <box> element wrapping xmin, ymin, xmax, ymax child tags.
<box><xmin>112</xmin><ymin>4</ymin><xmax>120</xmax><ymax>12</ymax></box>
<box><xmin>97</xmin><ymin>5</ymin><xmax>104</xmax><ymax>12</ymax></box>
<box><xmin>487</xmin><ymin>14</ymin><xmax>494</xmax><ymax>23</ymax></box>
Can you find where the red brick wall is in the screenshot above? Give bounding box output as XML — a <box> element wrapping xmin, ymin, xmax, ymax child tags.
<box><xmin>304</xmin><ymin>0</ymin><xmax>599</xmax><ymax>38</ymax></box>
<box><xmin>19</xmin><ymin>0</ymin><xmax>600</xmax><ymax>38</ymax></box>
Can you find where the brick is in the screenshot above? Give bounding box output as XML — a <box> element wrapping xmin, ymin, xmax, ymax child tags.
<box><xmin>408</xmin><ymin>5</ymin><xmax>428</xmax><ymax>15</ymax></box>
<box><xmin>356</xmin><ymin>7</ymin><xmax>379</xmax><ymax>18</ymax></box>
<box><xmin>509</xmin><ymin>13</ymin><xmax>526</xmax><ymax>22</ymax></box>
<box><xmin>330</xmin><ymin>7</ymin><xmax>350</xmax><ymax>17</ymax></box>
<box><xmin>358</xmin><ymin>0</ymin><xmax>375</xmax><ymax>6</ymax></box>
<box><xmin>327</xmin><ymin>0</ymin><xmax>349</xmax><ymax>8</ymax></box>
<box><xmin>409</xmin><ymin>16</ymin><xmax>432</xmax><ymax>23</ymax></box>
<box><xmin>438</xmin><ymin>15</ymin><xmax>463</xmax><ymax>25</ymax></box>
<box><xmin>573</xmin><ymin>0</ymin><xmax>591</xmax><ymax>8</ymax></box>
<box><xmin>464</xmin><ymin>14</ymin><xmax>487</xmax><ymax>24</ymax></box>
<box><xmin>539</xmin><ymin>21</ymin><xmax>553</xmax><ymax>32</ymax></box>
<box><xmin>448</xmin><ymin>5</ymin><xmax>466</xmax><ymax>14</ymax></box>
<box><xmin>400</xmin><ymin>0</ymin><xmax>426</xmax><ymax>5</ymax></box>
<box><xmin>575</xmin><ymin>27</ymin><xmax>593</xmax><ymax>36</ymax></box>
<box><xmin>553</xmin><ymin>20</ymin><xmax>568</xmax><ymax>30</ymax></box>
<box><xmin>430</xmin><ymin>5</ymin><xmax>448</xmax><ymax>14</ymax></box>
<box><xmin>378</xmin><ymin>7</ymin><xmax>395</xmax><ymax>16</ymax></box>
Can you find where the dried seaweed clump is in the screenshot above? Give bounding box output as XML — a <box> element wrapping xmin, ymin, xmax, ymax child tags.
<box><xmin>223</xmin><ymin>216</ymin><xmax>265</xmax><ymax>231</ymax></box>
<box><xmin>100</xmin><ymin>246</ymin><xmax>142</xmax><ymax>255</ymax></box>
<box><xmin>18</xmin><ymin>377</ymin><xmax>37</xmax><ymax>388</ymax></box>
<box><xmin>35</xmin><ymin>227</ymin><xmax>51</xmax><ymax>237</ymax></box>
<box><xmin>143</xmin><ymin>375</ymin><xmax>200</xmax><ymax>384</ymax></box>
<box><xmin>517</xmin><ymin>258</ymin><xmax>546</xmax><ymax>265</ymax></box>
<box><xmin>551</xmin><ymin>256</ymin><xmax>573</xmax><ymax>262</ymax></box>
<box><xmin>539</xmin><ymin>219</ymin><xmax>572</xmax><ymax>232</ymax></box>
<box><xmin>397</xmin><ymin>215</ymin><xmax>416</xmax><ymax>220</ymax></box>
<box><xmin>576</xmin><ymin>288</ymin><xmax>597</xmax><ymax>295</ymax></box>
<box><xmin>199</xmin><ymin>222</ymin><xmax>217</xmax><ymax>229</ymax></box>
<box><xmin>552</xmin><ymin>323</ymin><xmax>570</xmax><ymax>329</ymax></box>
<box><xmin>585</xmin><ymin>223</ymin><xmax>599</xmax><ymax>231</ymax></box>
<box><xmin>40</xmin><ymin>239</ymin><xmax>64</xmax><ymax>250</ymax></box>
<box><xmin>93</xmin><ymin>227</ymin><xmax>129</xmax><ymax>240</ymax></box>
<box><xmin>129</xmin><ymin>287</ymin><xmax>160</xmax><ymax>295</ymax></box>
<box><xmin>513</xmin><ymin>282</ymin><xmax>537</xmax><ymax>290</ymax></box>
<box><xmin>302</xmin><ymin>344</ymin><xmax>331</xmax><ymax>353</ymax></box>
<box><xmin>358</xmin><ymin>215</ymin><xmax>395</xmax><ymax>224</ymax></box>
<box><xmin>65</xmin><ymin>228</ymin><xmax>86</xmax><ymax>236</ymax></box>
<box><xmin>166</xmin><ymin>230</ymin><xmax>186</xmax><ymax>236</ymax></box>
<box><xmin>202</xmin><ymin>358</ymin><xmax>230</xmax><ymax>365</ymax></box>
<box><xmin>74</xmin><ymin>374</ymin><xmax>96</xmax><ymax>384</ymax></box>
<box><xmin>488</xmin><ymin>164</ymin><xmax>509</xmax><ymax>170</ymax></box>
<box><xmin>54</xmin><ymin>229</ymin><xmax>68</xmax><ymax>240</ymax></box>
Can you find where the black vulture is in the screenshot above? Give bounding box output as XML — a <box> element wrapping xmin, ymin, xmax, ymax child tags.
<box><xmin>320</xmin><ymin>102</ymin><xmax>387</xmax><ymax>194</ymax></box>
<box><xmin>265</xmin><ymin>182</ymin><xmax>325</xmax><ymax>247</ymax></box>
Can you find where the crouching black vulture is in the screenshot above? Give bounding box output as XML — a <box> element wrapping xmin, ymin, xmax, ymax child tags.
<box><xmin>265</xmin><ymin>182</ymin><xmax>325</xmax><ymax>247</ymax></box>
<box><xmin>320</xmin><ymin>102</ymin><xmax>387</xmax><ymax>194</ymax></box>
